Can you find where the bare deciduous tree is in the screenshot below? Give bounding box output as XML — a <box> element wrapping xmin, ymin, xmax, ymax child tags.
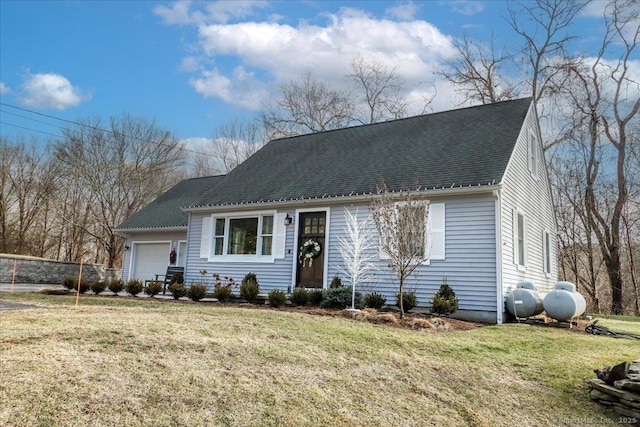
<box><xmin>349</xmin><ymin>56</ymin><xmax>409</xmax><ymax>123</ymax></box>
<box><xmin>508</xmin><ymin>0</ymin><xmax>587</xmax><ymax>104</ymax></box>
<box><xmin>370</xmin><ymin>182</ymin><xmax>430</xmax><ymax>318</ymax></box>
<box><xmin>0</xmin><ymin>136</ymin><xmax>58</xmax><ymax>255</ymax></box>
<box><xmin>261</xmin><ymin>71</ymin><xmax>355</xmax><ymax>138</ymax></box>
<box><xmin>55</xmin><ymin>114</ymin><xmax>186</xmax><ymax>267</ymax></box>
<box><xmin>440</xmin><ymin>35</ymin><xmax>517</xmax><ymax>105</ymax></box>
<box><xmin>556</xmin><ymin>0</ymin><xmax>639</xmax><ymax>314</ymax></box>
<box><xmin>192</xmin><ymin>118</ymin><xmax>266</xmax><ymax>176</ymax></box>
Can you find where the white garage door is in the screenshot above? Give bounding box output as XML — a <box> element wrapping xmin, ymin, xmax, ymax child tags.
<box><xmin>131</xmin><ymin>242</ymin><xmax>170</xmax><ymax>282</ymax></box>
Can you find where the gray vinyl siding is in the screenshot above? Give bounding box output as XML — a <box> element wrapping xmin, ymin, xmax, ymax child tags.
<box><xmin>500</xmin><ymin>103</ymin><xmax>557</xmax><ymax>297</ymax></box>
<box><xmin>186</xmin><ymin>212</ymin><xmax>295</xmax><ymax>291</ymax></box>
<box><xmin>121</xmin><ymin>230</ymin><xmax>188</xmax><ymax>282</ymax></box>
<box><xmin>325</xmin><ymin>195</ymin><xmax>498</xmax><ymax>314</ymax></box>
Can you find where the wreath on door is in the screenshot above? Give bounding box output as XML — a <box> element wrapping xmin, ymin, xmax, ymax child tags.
<box><xmin>299</xmin><ymin>238</ymin><xmax>321</xmax><ymax>267</ymax></box>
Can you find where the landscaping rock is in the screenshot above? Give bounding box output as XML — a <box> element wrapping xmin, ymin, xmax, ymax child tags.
<box><xmin>589</xmin><ymin>361</ymin><xmax>640</xmax><ymax>423</ymax></box>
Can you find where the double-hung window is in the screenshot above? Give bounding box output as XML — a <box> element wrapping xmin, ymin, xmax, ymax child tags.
<box><xmin>513</xmin><ymin>209</ymin><xmax>527</xmax><ymax>269</ymax></box>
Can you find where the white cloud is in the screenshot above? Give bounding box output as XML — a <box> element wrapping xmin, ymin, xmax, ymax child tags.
<box><xmin>154</xmin><ymin>0</ymin><xmax>201</xmax><ymax>25</ymax></box>
<box><xmin>185</xmin><ymin>7</ymin><xmax>455</xmax><ymax>110</ymax></box>
<box><xmin>440</xmin><ymin>1</ymin><xmax>484</xmax><ymax>16</ymax></box>
<box><xmin>579</xmin><ymin>1</ymin><xmax>607</xmax><ymax>18</ymax></box>
<box><xmin>203</xmin><ymin>0</ymin><xmax>269</xmax><ymax>24</ymax></box>
<box><xmin>386</xmin><ymin>1</ymin><xmax>420</xmax><ymax>21</ymax></box>
<box><xmin>189</xmin><ymin>66</ymin><xmax>268</xmax><ymax>110</ymax></box>
<box><xmin>154</xmin><ymin>0</ymin><xmax>268</xmax><ymax>25</ymax></box>
<box><xmin>0</xmin><ymin>82</ymin><xmax>10</xmax><ymax>94</ymax></box>
<box><xmin>20</xmin><ymin>72</ymin><xmax>90</xmax><ymax>110</ymax></box>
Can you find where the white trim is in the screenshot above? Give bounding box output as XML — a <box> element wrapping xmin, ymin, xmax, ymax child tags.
<box><xmin>183</xmin><ymin>185</ymin><xmax>503</xmax><ymax>213</ymax></box>
<box><xmin>176</xmin><ymin>240</ymin><xmax>187</xmax><ymax>268</ymax></box>
<box><xmin>427</xmin><ymin>203</ymin><xmax>445</xmax><ymax>262</ymax></box>
<box><xmin>291</xmin><ymin>207</ymin><xmax>331</xmax><ymax>289</ymax></box>
<box><xmin>513</xmin><ymin>208</ymin><xmax>527</xmax><ymax>271</ymax></box>
<box><xmin>128</xmin><ymin>240</ymin><xmax>172</xmax><ymax>281</ymax></box>
<box><xmin>494</xmin><ymin>190</ymin><xmax>503</xmax><ymax>324</ymax></box>
<box><xmin>528</xmin><ymin>129</ymin><xmax>538</xmax><ymax>179</ymax></box>
<box><xmin>200</xmin><ymin>216</ymin><xmax>212</xmax><ymax>258</ymax></box>
<box><xmin>115</xmin><ymin>226</ymin><xmax>187</xmax><ymax>233</ymax></box>
<box><xmin>542</xmin><ymin>229</ymin><xmax>552</xmax><ymax>277</ymax></box>
<box><xmin>203</xmin><ymin>210</ymin><xmax>277</xmax><ymax>263</ymax></box>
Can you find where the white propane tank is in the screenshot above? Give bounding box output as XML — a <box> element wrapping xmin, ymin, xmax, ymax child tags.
<box><xmin>543</xmin><ymin>281</ymin><xmax>587</xmax><ymax>321</ymax></box>
<box><xmin>505</xmin><ymin>281</ymin><xmax>544</xmax><ymax>318</ymax></box>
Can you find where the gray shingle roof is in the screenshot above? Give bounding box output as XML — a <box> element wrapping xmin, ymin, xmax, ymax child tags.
<box><xmin>191</xmin><ymin>98</ymin><xmax>532</xmax><ymax>208</ymax></box>
<box><xmin>115</xmin><ymin>175</ymin><xmax>224</xmax><ymax>230</ymax></box>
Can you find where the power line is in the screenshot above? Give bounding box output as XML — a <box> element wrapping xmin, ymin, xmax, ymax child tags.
<box><xmin>0</xmin><ymin>121</ymin><xmax>64</xmax><ymax>139</ymax></box>
<box><xmin>0</xmin><ymin>109</ymin><xmax>70</xmax><ymax>131</ymax></box>
<box><xmin>0</xmin><ymin>102</ymin><xmax>223</xmax><ymax>159</ymax></box>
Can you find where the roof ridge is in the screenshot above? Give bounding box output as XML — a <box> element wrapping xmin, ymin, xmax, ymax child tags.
<box><xmin>268</xmin><ymin>97</ymin><xmax>533</xmax><ymax>143</ymax></box>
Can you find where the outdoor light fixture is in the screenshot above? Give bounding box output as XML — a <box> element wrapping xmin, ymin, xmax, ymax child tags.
<box><xmin>284</xmin><ymin>214</ymin><xmax>293</xmax><ymax>226</ymax></box>
<box><xmin>125</xmin><ymin>245</ymin><xmax>130</xmax><ymax>251</ymax></box>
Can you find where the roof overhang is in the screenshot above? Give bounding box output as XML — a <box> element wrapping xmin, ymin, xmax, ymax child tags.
<box><xmin>182</xmin><ymin>184</ymin><xmax>503</xmax><ymax>213</ymax></box>
<box><xmin>113</xmin><ymin>226</ymin><xmax>188</xmax><ymax>234</ymax></box>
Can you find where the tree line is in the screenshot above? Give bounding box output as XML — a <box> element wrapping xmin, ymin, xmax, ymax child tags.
<box><xmin>1</xmin><ymin>0</ymin><xmax>638</xmax><ymax>315</ymax></box>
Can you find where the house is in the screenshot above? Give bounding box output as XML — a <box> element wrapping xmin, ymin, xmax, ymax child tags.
<box><xmin>116</xmin><ymin>98</ymin><xmax>557</xmax><ymax>323</ymax></box>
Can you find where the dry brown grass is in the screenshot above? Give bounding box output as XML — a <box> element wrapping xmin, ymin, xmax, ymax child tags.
<box><xmin>0</xmin><ymin>293</ymin><xmax>638</xmax><ymax>426</ymax></box>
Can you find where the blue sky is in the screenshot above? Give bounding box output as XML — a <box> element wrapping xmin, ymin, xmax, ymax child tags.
<box><xmin>0</xmin><ymin>0</ymin><xmax>611</xmax><ymax>147</ymax></box>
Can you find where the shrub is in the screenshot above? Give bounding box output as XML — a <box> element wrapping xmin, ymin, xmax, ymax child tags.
<box><xmin>431</xmin><ymin>283</ymin><xmax>459</xmax><ymax>316</ymax></box>
<box><xmin>267</xmin><ymin>289</ymin><xmax>287</xmax><ymax>307</ymax></box>
<box><xmin>171</xmin><ymin>271</ymin><xmax>184</xmax><ymax>285</ymax></box>
<box><xmin>125</xmin><ymin>279</ymin><xmax>144</xmax><ymax>297</ymax></box>
<box><xmin>90</xmin><ymin>281</ymin><xmax>107</xmax><ymax>295</ymax></box>
<box><xmin>309</xmin><ymin>289</ymin><xmax>324</xmax><ymax>305</ymax></box>
<box><xmin>329</xmin><ymin>275</ymin><xmax>343</xmax><ymax>289</ymax></box>
<box><xmin>108</xmin><ymin>279</ymin><xmax>124</xmax><ymax>295</ymax></box>
<box><xmin>395</xmin><ymin>290</ymin><xmax>418</xmax><ymax>312</ymax></box>
<box><xmin>62</xmin><ymin>277</ymin><xmax>75</xmax><ymax>290</ymax></box>
<box><xmin>290</xmin><ymin>287</ymin><xmax>309</xmax><ymax>306</ymax></box>
<box><xmin>364</xmin><ymin>292</ymin><xmax>387</xmax><ymax>309</ymax></box>
<box><xmin>187</xmin><ymin>283</ymin><xmax>207</xmax><ymax>302</ymax></box>
<box><xmin>169</xmin><ymin>283</ymin><xmax>187</xmax><ymax>300</ymax></box>
<box><xmin>213</xmin><ymin>283</ymin><xmax>233</xmax><ymax>302</ymax></box>
<box><xmin>145</xmin><ymin>280</ymin><xmax>163</xmax><ymax>297</ymax></box>
<box><xmin>240</xmin><ymin>273</ymin><xmax>260</xmax><ymax>303</ymax></box>
<box><xmin>321</xmin><ymin>286</ymin><xmax>362</xmax><ymax>310</ymax></box>
<box><xmin>73</xmin><ymin>279</ymin><xmax>90</xmax><ymax>294</ymax></box>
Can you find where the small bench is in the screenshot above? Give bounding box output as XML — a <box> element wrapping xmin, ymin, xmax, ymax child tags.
<box><xmin>147</xmin><ymin>266</ymin><xmax>184</xmax><ymax>295</ymax></box>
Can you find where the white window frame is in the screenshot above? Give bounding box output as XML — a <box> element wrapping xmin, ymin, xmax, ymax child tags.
<box><xmin>528</xmin><ymin>130</ymin><xmax>538</xmax><ymax>179</ymax></box>
<box><xmin>543</xmin><ymin>230</ymin><xmax>552</xmax><ymax>276</ymax></box>
<box><xmin>513</xmin><ymin>208</ymin><xmax>527</xmax><ymax>270</ymax></box>
<box><xmin>202</xmin><ymin>210</ymin><xmax>278</xmax><ymax>263</ymax></box>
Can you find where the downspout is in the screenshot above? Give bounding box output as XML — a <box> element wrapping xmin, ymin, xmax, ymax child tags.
<box><xmin>494</xmin><ymin>189</ymin><xmax>504</xmax><ymax>324</ymax></box>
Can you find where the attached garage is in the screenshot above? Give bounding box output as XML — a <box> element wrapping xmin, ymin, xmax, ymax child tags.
<box><xmin>129</xmin><ymin>241</ymin><xmax>171</xmax><ymax>282</ymax></box>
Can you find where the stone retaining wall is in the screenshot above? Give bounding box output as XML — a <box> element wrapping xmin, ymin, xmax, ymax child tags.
<box><xmin>589</xmin><ymin>360</ymin><xmax>640</xmax><ymax>421</ymax></box>
<box><xmin>0</xmin><ymin>254</ymin><xmax>120</xmax><ymax>285</ymax></box>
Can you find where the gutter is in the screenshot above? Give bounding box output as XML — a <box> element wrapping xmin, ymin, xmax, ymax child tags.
<box><xmin>183</xmin><ymin>184</ymin><xmax>503</xmax><ymax>213</ymax></box>
<box><xmin>113</xmin><ymin>226</ymin><xmax>188</xmax><ymax>233</ymax></box>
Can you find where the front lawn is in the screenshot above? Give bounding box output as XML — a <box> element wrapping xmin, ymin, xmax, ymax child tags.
<box><xmin>1</xmin><ymin>293</ymin><xmax>637</xmax><ymax>426</ymax></box>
